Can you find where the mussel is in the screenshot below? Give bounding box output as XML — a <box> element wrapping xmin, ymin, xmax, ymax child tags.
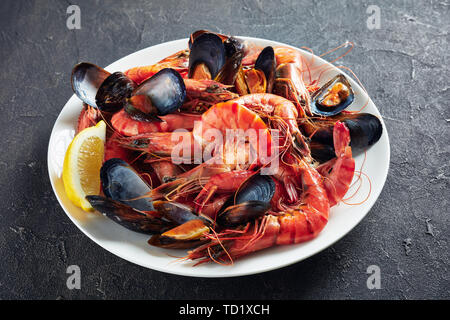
<box><xmin>148</xmin><ymin>209</ymin><xmax>211</xmax><ymax>249</ymax></box>
<box><xmin>253</xmin><ymin>46</ymin><xmax>276</xmax><ymax>93</ymax></box>
<box><xmin>188</xmin><ymin>33</ymin><xmax>226</xmax><ymax>80</ymax></box>
<box><xmin>217</xmin><ymin>174</ymin><xmax>275</xmax><ymax>227</ymax></box>
<box><xmin>148</xmin><ymin>233</ymin><xmax>209</xmax><ymax>249</ymax></box>
<box><xmin>126</xmin><ymin>68</ymin><xmax>186</xmax><ymax>119</ymax></box>
<box><xmin>91</xmin><ymin>159</ymin><xmax>213</xmax><ymax>235</ymax></box>
<box><xmin>188</xmin><ymin>30</ymin><xmax>244</xmax><ymax>58</ymax></box>
<box><xmin>188</xmin><ymin>30</ymin><xmax>228</xmax><ymax>49</ymax></box>
<box><xmin>149</xmin><ymin>201</ymin><xmax>212</xmax><ymax>248</ymax></box>
<box><xmin>223</xmin><ymin>36</ymin><xmax>245</xmax><ymax>58</ymax></box>
<box><xmin>234</xmin><ymin>46</ymin><xmax>276</xmax><ymax>95</ymax></box>
<box><xmin>310</xmin><ymin>74</ymin><xmax>354</xmax><ymax>116</ymax></box>
<box><xmin>71</xmin><ymin>62</ymin><xmax>136</xmax><ymax>111</ymax></box>
<box><xmin>214</xmin><ymin>50</ymin><xmax>244</xmax><ymax>85</ymax></box>
<box><xmin>86</xmin><ymin>195</ymin><xmax>174</xmax><ymax>234</ymax></box>
<box><xmin>300</xmin><ymin>113</ymin><xmax>383</xmax><ymax>163</ymax></box>
<box><xmin>153</xmin><ymin>201</ymin><xmax>213</xmax><ymax>226</ymax></box>
<box><xmin>100</xmin><ymin>158</ymin><xmax>154</xmax><ymax>211</ymax></box>
<box><xmin>188</xmin><ymin>31</ymin><xmax>249</xmax><ymax>90</ymax></box>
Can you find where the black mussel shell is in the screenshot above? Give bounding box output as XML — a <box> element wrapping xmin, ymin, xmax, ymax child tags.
<box><xmin>311</xmin><ymin>74</ymin><xmax>354</xmax><ymax>116</ymax></box>
<box><xmin>152</xmin><ymin>201</ymin><xmax>212</xmax><ymax>226</ymax></box>
<box><xmin>86</xmin><ymin>196</ymin><xmax>174</xmax><ymax>234</ymax></box>
<box><xmin>71</xmin><ymin>62</ymin><xmax>110</xmax><ymax>108</ymax></box>
<box><xmin>217</xmin><ymin>175</ymin><xmax>275</xmax><ymax>226</ymax></box>
<box><xmin>188</xmin><ymin>33</ymin><xmax>226</xmax><ymax>79</ymax></box>
<box><xmin>95</xmin><ymin>71</ymin><xmax>136</xmax><ymax>112</ymax></box>
<box><xmin>189</xmin><ymin>30</ymin><xmax>207</xmax><ymax>49</ymax></box>
<box><xmin>255</xmin><ymin>46</ymin><xmax>276</xmax><ymax>93</ymax></box>
<box><xmin>131</xmin><ymin>68</ymin><xmax>186</xmax><ymax>116</ymax></box>
<box><xmin>310</xmin><ymin>141</ymin><xmax>336</xmax><ymax>164</ymax></box>
<box><xmin>188</xmin><ymin>30</ymin><xmax>230</xmax><ymax>49</ymax></box>
<box><xmin>72</xmin><ymin>63</ymin><xmax>136</xmax><ymax>111</ymax></box>
<box><xmin>234</xmin><ymin>174</ymin><xmax>275</xmax><ymax>205</ymax></box>
<box><xmin>306</xmin><ymin>113</ymin><xmax>383</xmax><ymax>162</ymax></box>
<box><xmin>148</xmin><ymin>234</ymin><xmax>208</xmax><ymax>249</ymax></box>
<box><xmin>218</xmin><ymin>200</ymin><xmax>270</xmax><ymax>227</ymax></box>
<box><xmin>343</xmin><ymin>113</ymin><xmax>382</xmax><ymax>152</ymax></box>
<box><xmin>224</xmin><ymin>36</ymin><xmax>245</xmax><ymax>58</ymax></box>
<box><xmin>214</xmin><ymin>50</ymin><xmax>244</xmax><ymax>85</ymax></box>
<box><xmin>188</xmin><ymin>31</ymin><xmax>244</xmax><ymax>59</ymax></box>
<box><xmin>124</xmin><ymin>100</ymin><xmax>162</xmax><ymax>122</ymax></box>
<box><xmin>100</xmin><ymin>158</ymin><xmax>154</xmax><ymax>211</ymax></box>
<box><xmin>188</xmin><ymin>30</ymin><xmax>210</xmax><ymax>49</ymax></box>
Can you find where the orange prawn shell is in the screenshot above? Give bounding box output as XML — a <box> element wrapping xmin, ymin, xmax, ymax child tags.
<box><xmin>193</xmin><ymin>101</ymin><xmax>273</xmax><ymax>164</ymax></box>
<box><xmin>274</xmin><ymin>47</ymin><xmax>303</xmax><ymax>69</ymax></box>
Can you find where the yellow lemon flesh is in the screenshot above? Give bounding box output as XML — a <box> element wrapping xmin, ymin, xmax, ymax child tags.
<box><xmin>63</xmin><ymin>121</ymin><xmax>106</xmax><ymax>211</ymax></box>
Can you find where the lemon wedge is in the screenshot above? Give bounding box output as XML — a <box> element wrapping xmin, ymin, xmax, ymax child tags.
<box><xmin>63</xmin><ymin>121</ymin><xmax>106</xmax><ymax>211</ymax></box>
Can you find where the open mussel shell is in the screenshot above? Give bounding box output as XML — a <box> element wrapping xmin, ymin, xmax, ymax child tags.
<box><xmin>254</xmin><ymin>46</ymin><xmax>276</xmax><ymax>93</ymax></box>
<box><xmin>224</xmin><ymin>36</ymin><xmax>245</xmax><ymax>58</ymax></box>
<box><xmin>188</xmin><ymin>30</ymin><xmax>210</xmax><ymax>49</ymax></box>
<box><xmin>218</xmin><ymin>174</ymin><xmax>275</xmax><ymax>227</ymax></box>
<box><xmin>148</xmin><ymin>234</ymin><xmax>209</xmax><ymax>249</ymax></box>
<box><xmin>152</xmin><ymin>201</ymin><xmax>213</xmax><ymax>226</ymax></box>
<box><xmin>311</xmin><ymin>74</ymin><xmax>354</xmax><ymax>116</ymax></box>
<box><xmin>86</xmin><ymin>196</ymin><xmax>174</xmax><ymax>234</ymax></box>
<box><xmin>131</xmin><ymin>68</ymin><xmax>186</xmax><ymax>116</ymax></box>
<box><xmin>161</xmin><ymin>219</ymin><xmax>209</xmax><ymax>240</ymax></box>
<box><xmin>309</xmin><ymin>141</ymin><xmax>336</xmax><ymax>164</ymax></box>
<box><xmin>188</xmin><ymin>30</ymin><xmax>233</xmax><ymax>50</ymax></box>
<box><xmin>71</xmin><ymin>62</ymin><xmax>110</xmax><ymax>108</ymax></box>
<box><xmin>219</xmin><ymin>200</ymin><xmax>270</xmax><ymax>227</ymax></box>
<box><xmin>234</xmin><ymin>174</ymin><xmax>275</xmax><ymax>204</ymax></box>
<box><xmin>71</xmin><ymin>63</ymin><xmax>136</xmax><ymax>111</ymax></box>
<box><xmin>217</xmin><ymin>37</ymin><xmax>246</xmax><ymax>86</ymax></box>
<box><xmin>96</xmin><ymin>71</ymin><xmax>136</xmax><ymax>111</ymax></box>
<box><xmin>344</xmin><ymin>113</ymin><xmax>382</xmax><ymax>151</ymax></box>
<box><xmin>188</xmin><ymin>33</ymin><xmax>226</xmax><ymax>79</ymax></box>
<box><xmin>214</xmin><ymin>50</ymin><xmax>244</xmax><ymax>85</ymax></box>
<box><xmin>148</xmin><ymin>218</ymin><xmax>210</xmax><ymax>249</ymax></box>
<box><xmin>188</xmin><ymin>30</ymin><xmax>244</xmax><ymax>59</ymax></box>
<box><xmin>304</xmin><ymin>113</ymin><xmax>383</xmax><ymax>162</ymax></box>
<box><xmin>100</xmin><ymin>158</ymin><xmax>154</xmax><ymax>211</ymax></box>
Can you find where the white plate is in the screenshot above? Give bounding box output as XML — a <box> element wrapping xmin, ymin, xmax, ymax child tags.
<box><xmin>48</xmin><ymin>37</ymin><xmax>390</xmax><ymax>278</ymax></box>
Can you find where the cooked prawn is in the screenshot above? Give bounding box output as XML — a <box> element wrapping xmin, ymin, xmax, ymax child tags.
<box><xmin>187</xmin><ymin>157</ymin><xmax>329</xmax><ymax>263</ymax></box>
<box><xmin>230</xmin><ymin>93</ymin><xmax>311</xmax><ymax>159</ymax></box>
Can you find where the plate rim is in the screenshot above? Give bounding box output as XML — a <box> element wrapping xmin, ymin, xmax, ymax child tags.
<box><xmin>48</xmin><ymin>36</ymin><xmax>391</xmax><ymax>278</ymax></box>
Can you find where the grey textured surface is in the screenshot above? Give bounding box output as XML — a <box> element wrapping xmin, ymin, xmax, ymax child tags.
<box><xmin>0</xmin><ymin>0</ymin><xmax>449</xmax><ymax>299</ymax></box>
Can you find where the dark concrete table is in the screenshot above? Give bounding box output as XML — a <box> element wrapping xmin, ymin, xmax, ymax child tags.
<box><xmin>0</xmin><ymin>0</ymin><xmax>448</xmax><ymax>299</ymax></box>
